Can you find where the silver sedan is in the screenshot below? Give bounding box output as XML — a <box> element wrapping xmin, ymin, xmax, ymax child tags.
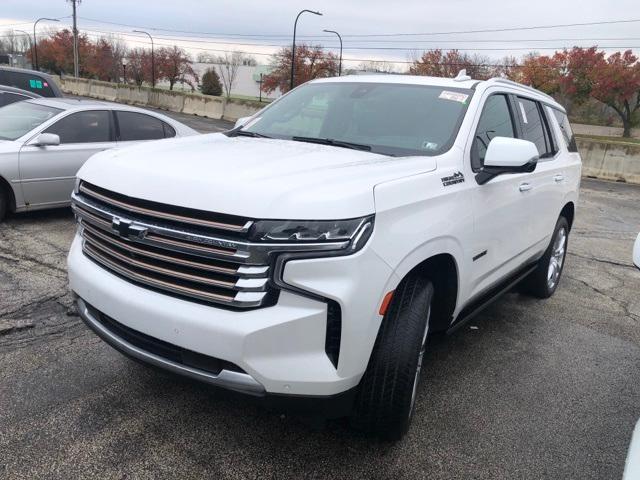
<box><xmin>0</xmin><ymin>98</ymin><xmax>198</xmax><ymax>220</ymax></box>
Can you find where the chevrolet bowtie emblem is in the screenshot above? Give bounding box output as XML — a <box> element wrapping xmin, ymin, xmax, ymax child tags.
<box><xmin>111</xmin><ymin>217</ymin><xmax>148</xmax><ymax>239</ymax></box>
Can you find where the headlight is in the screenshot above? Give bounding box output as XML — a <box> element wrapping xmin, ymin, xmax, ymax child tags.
<box><xmin>248</xmin><ymin>216</ymin><xmax>374</xmax><ymax>253</ymax></box>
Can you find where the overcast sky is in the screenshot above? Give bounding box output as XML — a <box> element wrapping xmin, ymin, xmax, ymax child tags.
<box><xmin>2</xmin><ymin>0</ymin><xmax>640</xmax><ymax>67</ymax></box>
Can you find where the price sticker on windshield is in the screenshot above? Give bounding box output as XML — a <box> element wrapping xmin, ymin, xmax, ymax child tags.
<box><xmin>439</xmin><ymin>91</ymin><xmax>469</xmax><ymax>104</ymax></box>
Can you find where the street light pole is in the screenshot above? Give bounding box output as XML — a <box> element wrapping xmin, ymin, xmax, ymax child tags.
<box><xmin>33</xmin><ymin>17</ymin><xmax>60</xmax><ymax>71</ymax></box>
<box><xmin>133</xmin><ymin>30</ymin><xmax>155</xmax><ymax>87</ymax></box>
<box><xmin>290</xmin><ymin>9</ymin><xmax>322</xmax><ymax>91</ymax></box>
<box><xmin>323</xmin><ymin>29</ymin><xmax>342</xmax><ymax>76</ymax></box>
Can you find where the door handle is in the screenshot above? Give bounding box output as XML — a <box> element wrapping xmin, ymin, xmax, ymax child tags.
<box><xmin>554</xmin><ymin>174</ymin><xmax>565</xmax><ymax>183</ymax></box>
<box><xmin>519</xmin><ymin>182</ymin><xmax>532</xmax><ymax>192</ymax></box>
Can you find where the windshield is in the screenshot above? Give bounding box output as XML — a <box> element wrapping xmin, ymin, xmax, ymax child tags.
<box><xmin>0</xmin><ymin>101</ymin><xmax>62</xmax><ymax>141</ymax></box>
<box><xmin>241</xmin><ymin>82</ymin><xmax>473</xmax><ymax>157</ymax></box>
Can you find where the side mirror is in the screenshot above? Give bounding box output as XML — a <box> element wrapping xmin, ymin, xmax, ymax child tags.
<box><xmin>476</xmin><ymin>137</ymin><xmax>539</xmax><ymax>185</ymax></box>
<box><xmin>634</xmin><ymin>233</ymin><xmax>640</xmax><ymax>269</ymax></box>
<box><xmin>234</xmin><ymin>116</ymin><xmax>251</xmax><ymax>129</ymax></box>
<box><xmin>31</xmin><ymin>133</ymin><xmax>60</xmax><ymax>147</ymax></box>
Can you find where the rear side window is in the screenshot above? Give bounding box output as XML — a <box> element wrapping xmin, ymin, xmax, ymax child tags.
<box><xmin>45</xmin><ymin>110</ymin><xmax>112</xmax><ymax>144</ymax></box>
<box><xmin>551</xmin><ymin>109</ymin><xmax>578</xmax><ymax>152</ymax></box>
<box><xmin>0</xmin><ymin>70</ymin><xmax>57</xmax><ymax>97</ymax></box>
<box><xmin>116</xmin><ymin>111</ymin><xmax>174</xmax><ymax>141</ymax></box>
<box><xmin>516</xmin><ymin>97</ymin><xmax>553</xmax><ymax>157</ymax></box>
<box><xmin>0</xmin><ymin>92</ymin><xmax>28</xmax><ymax>107</ymax></box>
<box><xmin>471</xmin><ymin>94</ymin><xmax>516</xmax><ymax>171</ymax></box>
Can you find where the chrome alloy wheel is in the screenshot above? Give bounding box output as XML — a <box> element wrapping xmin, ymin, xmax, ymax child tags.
<box><xmin>409</xmin><ymin>305</ymin><xmax>431</xmax><ymax>416</ymax></box>
<box><xmin>547</xmin><ymin>227</ymin><xmax>567</xmax><ymax>290</ymax></box>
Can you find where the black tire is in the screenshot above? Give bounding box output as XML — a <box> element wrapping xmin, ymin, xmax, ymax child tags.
<box><xmin>0</xmin><ymin>185</ymin><xmax>7</xmax><ymax>222</ymax></box>
<box><xmin>351</xmin><ymin>275</ymin><xmax>434</xmax><ymax>440</ymax></box>
<box><xmin>522</xmin><ymin>216</ymin><xmax>569</xmax><ymax>299</ymax></box>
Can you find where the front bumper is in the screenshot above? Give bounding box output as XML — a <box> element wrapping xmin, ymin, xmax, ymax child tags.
<box><xmin>68</xmin><ymin>233</ymin><xmax>396</xmax><ymax>397</ymax></box>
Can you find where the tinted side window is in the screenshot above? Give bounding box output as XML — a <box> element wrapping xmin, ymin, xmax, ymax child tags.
<box><xmin>471</xmin><ymin>94</ymin><xmax>515</xmax><ymax>170</ymax></box>
<box><xmin>44</xmin><ymin>110</ymin><xmax>112</xmax><ymax>144</ymax></box>
<box><xmin>0</xmin><ymin>71</ymin><xmax>56</xmax><ymax>97</ymax></box>
<box><xmin>163</xmin><ymin>122</ymin><xmax>176</xmax><ymax>138</ymax></box>
<box><xmin>116</xmin><ymin>111</ymin><xmax>168</xmax><ymax>141</ymax></box>
<box><xmin>1</xmin><ymin>93</ymin><xmax>28</xmax><ymax>106</ymax></box>
<box><xmin>516</xmin><ymin>97</ymin><xmax>550</xmax><ymax>156</ymax></box>
<box><xmin>552</xmin><ymin>109</ymin><xmax>578</xmax><ymax>152</ymax></box>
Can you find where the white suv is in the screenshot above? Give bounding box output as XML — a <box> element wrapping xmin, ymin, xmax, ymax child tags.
<box><xmin>67</xmin><ymin>74</ymin><xmax>581</xmax><ymax>439</ymax></box>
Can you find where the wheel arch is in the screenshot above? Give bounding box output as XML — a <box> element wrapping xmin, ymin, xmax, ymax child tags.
<box><xmin>560</xmin><ymin>201</ymin><xmax>575</xmax><ymax>231</ymax></box>
<box><xmin>0</xmin><ymin>175</ymin><xmax>16</xmax><ymax>212</ymax></box>
<box><xmin>394</xmin><ymin>252</ymin><xmax>459</xmax><ymax>333</ymax></box>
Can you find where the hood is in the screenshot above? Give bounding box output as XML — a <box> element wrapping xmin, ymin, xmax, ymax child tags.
<box><xmin>78</xmin><ymin>133</ymin><xmax>437</xmax><ymax>219</ymax></box>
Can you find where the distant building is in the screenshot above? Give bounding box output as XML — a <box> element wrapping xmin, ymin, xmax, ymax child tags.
<box><xmin>0</xmin><ymin>54</ymin><xmax>30</xmax><ymax>69</ymax></box>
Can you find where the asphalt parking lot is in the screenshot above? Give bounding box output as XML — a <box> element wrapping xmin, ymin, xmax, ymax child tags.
<box><xmin>0</xmin><ymin>106</ymin><xmax>639</xmax><ymax>478</ymax></box>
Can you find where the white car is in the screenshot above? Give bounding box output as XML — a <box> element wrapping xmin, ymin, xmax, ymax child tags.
<box><xmin>0</xmin><ymin>98</ymin><xmax>198</xmax><ymax>220</ymax></box>
<box><xmin>67</xmin><ymin>74</ymin><xmax>581</xmax><ymax>439</ymax></box>
<box><xmin>634</xmin><ymin>234</ymin><xmax>640</xmax><ymax>269</ymax></box>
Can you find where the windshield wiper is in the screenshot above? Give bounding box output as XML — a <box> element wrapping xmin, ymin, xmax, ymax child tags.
<box><xmin>225</xmin><ymin>129</ymin><xmax>272</xmax><ymax>139</ymax></box>
<box><xmin>291</xmin><ymin>136</ymin><xmax>372</xmax><ymax>152</ymax></box>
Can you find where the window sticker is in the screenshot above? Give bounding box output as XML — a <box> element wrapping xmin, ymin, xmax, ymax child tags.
<box><xmin>439</xmin><ymin>90</ymin><xmax>469</xmax><ymax>104</ymax></box>
<box><xmin>518</xmin><ymin>101</ymin><xmax>528</xmax><ymax>124</ymax></box>
<box><xmin>421</xmin><ymin>141</ymin><xmax>439</xmax><ymax>151</ymax></box>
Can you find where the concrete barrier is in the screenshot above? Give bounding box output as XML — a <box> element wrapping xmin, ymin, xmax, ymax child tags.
<box><xmin>56</xmin><ymin>76</ymin><xmax>264</xmax><ymax>121</ymax></box>
<box><xmin>573</xmin><ymin>123</ymin><xmax>640</xmax><ymax>140</ymax></box>
<box><xmin>578</xmin><ymin>138</ymin><xmax>640</xmax><ymax>185</ymax></box>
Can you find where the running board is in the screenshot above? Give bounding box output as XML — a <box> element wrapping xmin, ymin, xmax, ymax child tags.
<box><xmin>447</xmin><ymin>263</ymin><xmax>537</xmax><ymax>335</ymax></box>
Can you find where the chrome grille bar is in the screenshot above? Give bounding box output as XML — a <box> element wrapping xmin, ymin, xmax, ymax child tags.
<box><xmin>79</xmin><ymin>182</ymin><xmax>253</xmax><ymax>233</ymax></box>
<box><xmin>82</xmin><ymin>243</ymin><xmax>267</xmax><ymax>308</ymax></box>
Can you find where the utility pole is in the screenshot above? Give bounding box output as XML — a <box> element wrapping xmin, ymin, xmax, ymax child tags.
<box><xmin>68</xmin><ymin>0</ymin><xmax>81</xmax><ymax>77</ymax></box>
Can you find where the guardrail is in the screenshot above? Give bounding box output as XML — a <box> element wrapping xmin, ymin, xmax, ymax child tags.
<box><xmin>55</xmin><ymin>76</ymin><xmax>265</xmax><ymax>123</ymax></box>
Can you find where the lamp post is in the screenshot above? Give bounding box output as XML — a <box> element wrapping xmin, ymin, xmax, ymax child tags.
<box><xmin>323</xmin><ymin>29</ymin><xmax>342</xmax><ymax>76</ymax></box>
<box><xmin>122</xmin><ymin>57</ymin><xmax>128</xmax><ymax>83</ymax></box>
<box><xmin>133</xmin><ymin>30</ymin><xmax>155</xmax><ymax>87</ymax></box>
<box><xmin>290</xmin><ymin>9</ymin><xmax>322</xmax><ymax>90</ymax></box>
<box><xmin>33</xmin><ymin>17</ymin><xmax>60</xmax><ymax>71</ymax></box>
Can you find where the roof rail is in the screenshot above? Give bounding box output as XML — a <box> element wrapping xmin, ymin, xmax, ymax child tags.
<box><xmin>484</xmin><ymin>77</ymin><xmax>557</xmax><ymax>103</ymax></box>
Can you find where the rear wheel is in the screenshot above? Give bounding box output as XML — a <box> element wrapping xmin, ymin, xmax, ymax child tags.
<box><xmin>522</xmin><ymin>216</ymin><xmax>569</xmax><ymax>298</ymax></box>
<box><xmin>351</xmin><ymin>275</ymin><xmax>434</xmax><ymax>440</ymax></box>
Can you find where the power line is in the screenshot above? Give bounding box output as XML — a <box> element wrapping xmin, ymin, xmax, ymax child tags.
<box><xmin>75</xmin><ymin>16</ymin><xmax>640</xmax><ymax>40</ymax></box>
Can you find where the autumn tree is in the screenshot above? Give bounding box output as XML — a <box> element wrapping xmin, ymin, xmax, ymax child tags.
<box><xmin>126</xmin><ymin>48</ymin><xmax>152</xmax><ymax>86</ymax></box>
<box><xmin>156</xmin><ymin>46</ymin><xmax>198</xmax><ymax>90</ymax></box>
<box><xmin>84</xmin><ymin>36</ymin><xmax>127</xmax><ymax>82</ymax></box>
<box><xmin>518</xmin><ymin>54</ymin><xmax>562</xmax><ymax>94</ymax></box>
<box><xmin>262</xmin><ymin>44</ymin><xmax>338</xmax><ymax>94</ymax></box>
<box><xmin>589</xmin><ymin>50</ymin><xmax>640</xmax><ymax>137</ymax></box>
<box><xmin>28</xmin><ymin>29</ymin><xmax>92</xmax><ymax>75</ymax></box>
<box><xmin>201</xmin><ymin>68</ymin><xmax>222</xmax><ymax>96</ymax></box>
<box><xmin>410</xmin><ymin>49</ymin><xmax>495</xmax><ymax>80</ymax></box>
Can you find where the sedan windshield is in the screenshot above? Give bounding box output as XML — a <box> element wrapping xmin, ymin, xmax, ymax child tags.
<box><xmin>0</xmin><ymin>101</ymin><xmax>62</xmax><ymax>141</ymax></box>
<box><xmin>240</xmin><ymin>82</ymin><xmax>473</xmax><ymax>157</ymax></box>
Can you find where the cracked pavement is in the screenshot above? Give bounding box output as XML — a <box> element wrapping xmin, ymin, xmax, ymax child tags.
<box><xmin>0</xmin><ymin>171</ymin><xmax>639</xmax><ymax>479</ymax></box>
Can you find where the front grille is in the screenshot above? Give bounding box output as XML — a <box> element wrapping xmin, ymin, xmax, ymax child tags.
<box><xmin>72</xmin><ymin>181</ymin><xmax>277</xmax><ymax>309</ymax></box>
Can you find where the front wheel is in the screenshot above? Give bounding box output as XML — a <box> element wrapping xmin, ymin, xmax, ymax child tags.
<box><xmin>351</xmin><ymin>275</ymin><xmax>434</xmax><ymax>440</ymax></box>
<box><xmin>522</xmin><ymin>216</ymin><xmax>569</xmax><ymax>298</ymax></box>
